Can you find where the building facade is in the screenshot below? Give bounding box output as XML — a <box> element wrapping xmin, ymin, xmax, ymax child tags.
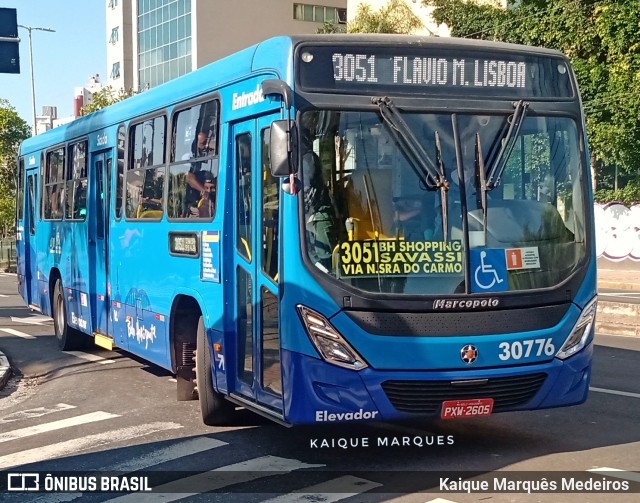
<box><xmin>346</xmin><ymin>0</ymin><xmax>508</xmax><ymax>37</ymax></box>
<box><xmin>107</xmin><ymin>0</ymin><xmax>348</xmax><ymax>92</ymax></box>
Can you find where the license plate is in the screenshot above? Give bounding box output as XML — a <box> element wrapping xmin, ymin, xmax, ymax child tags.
<box><xmin>441</xmin><ymin>398</ymin><xmax>494</xmax><ymax>419</ymax></box>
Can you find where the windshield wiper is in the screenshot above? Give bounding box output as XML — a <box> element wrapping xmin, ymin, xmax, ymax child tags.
<box><xmin>434</xmin><ymin>131</ymin><xmax>448</xmax><ymax>241</ymax></box>
<box><xmin>475</xmin><ymin>133</ymin><xmax>488</xmax><ymax>243</ymax></box>
<box><xmin>373</xmin><ymin>96</ymin><xmax>450</xmax><ymax>239</ymax></box>
<box><xmin>485</xmin><ymin>100</ymin><xmax>529</xmax><ymax>190</ymax></box>
<box><xmin>373</xmin><ymin>97</ymin><xmax>448</xmax><ymax>191</ymax></box>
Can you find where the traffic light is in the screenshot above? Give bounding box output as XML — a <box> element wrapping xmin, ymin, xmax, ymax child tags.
<box><xmin>0</xmin><ymin>8</ymin><xmax>20</xmax><ymax>74</ymax></box>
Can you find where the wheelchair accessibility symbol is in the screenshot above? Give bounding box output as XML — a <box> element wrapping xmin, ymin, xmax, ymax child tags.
<box><xmin>470</xmin><ymin>249</ymin><xmax>508</xmax><ymax>292</ymax></box>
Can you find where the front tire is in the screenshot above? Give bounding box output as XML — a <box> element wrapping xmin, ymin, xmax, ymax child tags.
<box><xmin>195</xmin><ymin>316</ymin><xmax>235</xmax><ymax>425</ymax></box>
<box><xmin>52</xmin><ymin>279</ymin><xmax>88</xmax><ymax>350</ymax></box>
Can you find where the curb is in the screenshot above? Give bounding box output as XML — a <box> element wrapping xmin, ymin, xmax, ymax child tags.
<box><xmin>596</xmin><ymin>300</ymin><xmax>640</xmax><ymax>338</ymax></box>
<box><xmin>599</xmin><ymin>281</ymin><xmax>640</xmax><ymax>291</ymax></box>
<box><xmin>0</xmin><ymin>351</ymin><xmax>11</xmax><ymax>391</ymax></box>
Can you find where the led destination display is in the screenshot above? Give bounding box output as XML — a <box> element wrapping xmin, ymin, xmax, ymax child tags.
<box><xmin>298</xmin><ymin>45</ymin><xmax>574</xmax><ymax>98</ymax></box>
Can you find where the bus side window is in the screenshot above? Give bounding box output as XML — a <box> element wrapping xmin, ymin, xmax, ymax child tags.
<box><xmin>115</xmin><ymin>124</ymin><xmax>125</xmax><ymax>220</ymax></box>
<box><xmin>168</xmin><ymin>99</ymin><xmax>219</xmax><ymax>219</ymax></box>
<box><xmin>261</xmin><ymin>127</ymin><xmax>279</xmax><ymax>281</ymax></box>
<box><xmin>126</xmin><ymin>116</ymin><xmax>166</xmax><ymax>219</ymax></box>
<box><xmin>44</xmin><ymin>147</ymin><xmax>65</xmax><ymax>220</ymax></box>
<box><xmin>17</xmin><ymin>157</ymin><xmax>24</xmax><ymax>222</ymax></box>
<box><xmin>66</xmin><ymin>141</ymin><xmax>88</xmax><ymax>220</ymax></box>
<box><xmin>236</xmin><ymin>133</ymin><xmax>252</xmax><ymax>260</ymax></box>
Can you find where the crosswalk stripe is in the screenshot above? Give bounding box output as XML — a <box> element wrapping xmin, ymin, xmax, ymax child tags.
<box><xmin>10</xmin><ymin>314</ymin><xmax>52</xmax><ymax>325</ymax></box>
<box><xmin>588</xmin><ymin>467</ymin><xmax>640</xmax><ymax>483</ymax></box>
<box><xmin>105</xmin><ymin>455</ymin><xmax>325</xmax><ymax>502</ymax></box>
<box><xmin>67</xmin><ymin>351</ymin><xmax>116</xmax><ymax>365</ymax></box>
<box><xmin>262</xmin><ymin>475</ymin><xmax>383</xmax><ymax>502</ymax></box>
<box><xmin>1</xmin><ymin>403</ymin><xmax>76</xmax><ymax>423</ymax></box>
<box><xmin>0</xmin><ymin>411</ymin><xmax>120</xmax><ymax>444</ymax></box>
<box><xmin>107</xmin><ymin>437</ymin><xmax>228</xmax><ymax>472</ymax></box>
<box><xmin>0</xmin><ymin>327</ymin><xmax>36</xmax><ymax>339</ymax></box>
<box><xmin>0</xmin><ymin>421</ymin><xmax>183</xmax><ymax>469</ymax></box>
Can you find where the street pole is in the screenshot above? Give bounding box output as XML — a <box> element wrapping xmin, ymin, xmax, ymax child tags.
<box><xmin>17</xmin><ymin>24</ymin><xmax>55</xmax><ymax>135</ymax></box>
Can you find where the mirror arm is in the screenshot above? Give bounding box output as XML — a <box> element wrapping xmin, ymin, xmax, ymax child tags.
<box><xmin>263</xmin><ymin>78</ymin><xmax>296</xmax><ymax>166</ymax></box>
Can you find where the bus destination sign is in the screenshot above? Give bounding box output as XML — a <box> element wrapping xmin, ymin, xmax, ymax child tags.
<box><xmin>333</xmin><ymin>53</ymin><xmax>526</xmax><ymax>89</ymax></box>
<box><xmin>297</xmin><ymin>45</ymin><xmax>573</xmax><ymax>99</ymax></box>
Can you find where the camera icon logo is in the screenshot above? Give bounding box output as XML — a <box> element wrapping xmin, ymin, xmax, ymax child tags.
<box><xmin>7</xmin><ymin>473</ymin><xmax>40</xmax><ymax>491</ymax></box>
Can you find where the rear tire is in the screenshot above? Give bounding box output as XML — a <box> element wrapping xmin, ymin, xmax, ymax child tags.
<box><xmin>195</xmin><ymin>316</ymin><xmax>235</xmax><ymax>425</ymax></box>
<box><xmin>52</xmin><ymin>279</ymin><xmax>88</xmax><ymax>351</ymax></box>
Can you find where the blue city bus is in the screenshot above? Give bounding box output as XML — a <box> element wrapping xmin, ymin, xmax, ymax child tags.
<box><xmin>15</xmin><ymin>35</ymin><xmax>597</xmax><ymax>426</ymax></box>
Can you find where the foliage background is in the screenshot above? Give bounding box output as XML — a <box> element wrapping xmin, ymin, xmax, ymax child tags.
<box><xmin>4</xmin><ymin>0</ymin><xmax>639</xmax><ymax>222</ymax></box>
<box><xmin>0</xmin><ymin>100</ymin><xmax>30</xmax><ymax>237</ymax></box>
<box><xmin>423</xmin><ymin>0</ymin><xmax>640</xmax><ymax>203</ymax></box>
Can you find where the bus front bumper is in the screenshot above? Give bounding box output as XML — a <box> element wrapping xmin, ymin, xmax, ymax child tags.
<box><xmin>281</xmin><ymin>343</ymin><xmax>593</xmax><ymax>425</ymax></box>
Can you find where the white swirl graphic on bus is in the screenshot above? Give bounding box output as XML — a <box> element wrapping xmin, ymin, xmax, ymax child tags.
<box><xmin>595</xmin><ymin>202</ymin><xmax>640</xmax><ymax>261</ymax></box>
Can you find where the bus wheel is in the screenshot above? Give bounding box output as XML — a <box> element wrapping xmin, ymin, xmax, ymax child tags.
<box><xmin>195</xmin><ymin>316</ymin><xmax>235</xmax><ymax>426</ymax></box>
<box><xmin>52</xmin><ymin>279</ymin><xmax>87</xmax><ymax>351</ymax></box>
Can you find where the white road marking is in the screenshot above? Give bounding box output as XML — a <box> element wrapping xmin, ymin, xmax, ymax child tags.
<box><xmin>0</xmin><ymin>411</ymin><xmax>120</xmax><ymax>444</ymax></box>
<box><xmin>588</xmin><ymin>467</ymin><xmax>640</xmax><ymax>483</ymax></box>
<box><xmin>108</xmin><ymin>437</ymin><xmax>228</xmax><ymax>472</ymax></box>
<box><xmin>262</xmin><ymin>475</ymin><xmax>382</xmax><ymax>502</ymax></box>
<box><xmin>0</xmin><ymin>327</ymin><xmax>36</xmax><ymax>339</ymax></box>
<box><xmin>590</xmin><ymin>386</ymin><xmax>640</xmax><ymax>399</ymax></box>
<box><xmin>599</xmin><ymin>291</ymin><xmax>640</xmax><ymax>297</ymax></box>
<box><xmin>105</xmin><ymin>455</ymin><xmax>325</xmax><ymax>502</ymax></box>
<box><xmin>66</xmin><ymin>351</ymin><xmax>116</xmax><ymax>364</ymax></box>
<box><xmin>1</xmin><ymin>403</ymin><xmax>76</xmax><ymax>423</ymax></box>
<box><xmin>10</xmin><ymin>315</ymin><xmax>52</xmax><ymax>325</ymax></box>
<box><xmin>0</xmin><ymin>421</ymin><xmax>182</xmax><ymax>469</ymax></box>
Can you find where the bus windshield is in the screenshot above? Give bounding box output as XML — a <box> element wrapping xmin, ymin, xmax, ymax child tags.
<box><xmin>300</xmin><ymin>109</ymin><xmax>587</xmax><ymax>295</ymax></box>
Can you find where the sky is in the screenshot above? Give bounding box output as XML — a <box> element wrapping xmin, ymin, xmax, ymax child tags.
<box><xmin>0</xmin><ymin>0</ymin><xmax>106</xmax><ymax>126</ymax></box>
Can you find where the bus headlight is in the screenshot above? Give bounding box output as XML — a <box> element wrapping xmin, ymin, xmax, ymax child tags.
<box><xmin>556</xmin><ymin>296</ymin><xmax>597</xmax><ymax>360</ymax></box>
<box><xmin>297</xmin><ymin>305</ymin><xmax>368</xmax><ymax>370</ymax></box>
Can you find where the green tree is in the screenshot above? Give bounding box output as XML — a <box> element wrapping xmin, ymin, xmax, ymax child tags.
<box><xmin>81</xmin><ymin>85</ymin><xmax>137</xmax><ymax>115</ymax></box>
<box><xmin>317</xmin><ymin>21</ymin><xmax>346</xmax><ymax>34</ymax></box>
<box><xmin>0</xmin><ymin>100</ymin><xmax>30</xmax><ymax>236</ymax></box>
<box><xmin>348</xmin><ymin>0</ymin><xmax>423</xmax><ymax>34</ymax></box>
<box><xmin>424</xmin><ymin>0</ymin><xmax>640</xmax><ymax>194</ymax></box>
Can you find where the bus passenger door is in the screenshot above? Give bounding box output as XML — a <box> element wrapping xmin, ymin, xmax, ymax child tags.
<box><xmin>231</xmin><ymin>116</ymin><xmax>283</xmax><ymax>416</ymax></box>
<box><xmin>89</xmin><ymin>150</ymin><xmax>111</xmax><ymax>337</ymax></box>
<box><xmin>24</xmin><ymin>170</ymin><xmax>39</xmax><ymax>308</ymax></box>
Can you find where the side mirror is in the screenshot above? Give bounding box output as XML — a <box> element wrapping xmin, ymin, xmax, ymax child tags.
<box><xmin>270</xmin><ymin>119</ymin><xmax>298</xmax><ymax>177</ymax></box>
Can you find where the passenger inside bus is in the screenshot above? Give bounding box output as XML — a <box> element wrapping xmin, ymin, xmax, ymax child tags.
<box><xmin>393</xmin><ymin>197</ymin><xmax>434</xmax><ymax>241</ymax></box>
<box><xmin>301</xmin><ymin>114</ymin><xmax>339</xmax><ymax>272</ymax></box>
<box><xmin>185</xmin><ymin>133</ymin><xmax>212</xmax><ymax>195</ymax></box>
<box><xmin>184</xmin><ymin>131</ymin><xmax>216</xmax><ymax>217</ymax></box>
<box><xmin>194</xmin><ymin>170</ymin><xmax>216</xmax><ymax>218</ymax></box>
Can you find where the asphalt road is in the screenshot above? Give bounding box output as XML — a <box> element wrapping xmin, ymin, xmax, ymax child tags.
<box><xmin>0</xmin><ymin>273</ymin><xmax>639</xmax><ymax>502</ymax></box>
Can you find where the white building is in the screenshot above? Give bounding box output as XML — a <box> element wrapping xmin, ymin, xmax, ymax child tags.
<box><xmin>73</xmin><ymin>74</ymin><xmax>104</xmax><ymax>116</ymax></box>
<box><xmin>106</xmin><ymin>0</ymin><xmax>348</xmax><ymax>92</ymax></box>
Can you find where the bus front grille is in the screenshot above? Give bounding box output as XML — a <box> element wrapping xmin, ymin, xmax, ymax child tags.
<box><xmin>381</xmin><ymin>373</ymin><xmax>548</xmax><ymax>414</ymax></box>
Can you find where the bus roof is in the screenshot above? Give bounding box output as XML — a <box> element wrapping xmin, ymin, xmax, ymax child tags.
<box><xmin>19</xmin><ymin>34</ymin><xmax>566</xmax><ymax>156</ymax></box>
<box><xmin>19</xmin><ymin>35</ymin><xmax>296</xmax><ymax>156</ymax></box>
<box><xmin>287</xmin><ymin>34</ymin><xmax>566</xmax><ymax>59</ymax></box>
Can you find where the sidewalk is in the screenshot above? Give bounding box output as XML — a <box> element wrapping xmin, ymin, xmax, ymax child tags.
<box><xmin>597</xmin><ymin>267</ymin><xmax>640</xmax><ymax>290</ymax></box>
<box><xmin>0</xmin><ymin>269</ymin><xmax>638</xmax><ymax>392</ymax></box>
<box><xmin>596</xmin><ymin>265</ymin><xmax>640</xmax><ymax>337</ymax></box>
